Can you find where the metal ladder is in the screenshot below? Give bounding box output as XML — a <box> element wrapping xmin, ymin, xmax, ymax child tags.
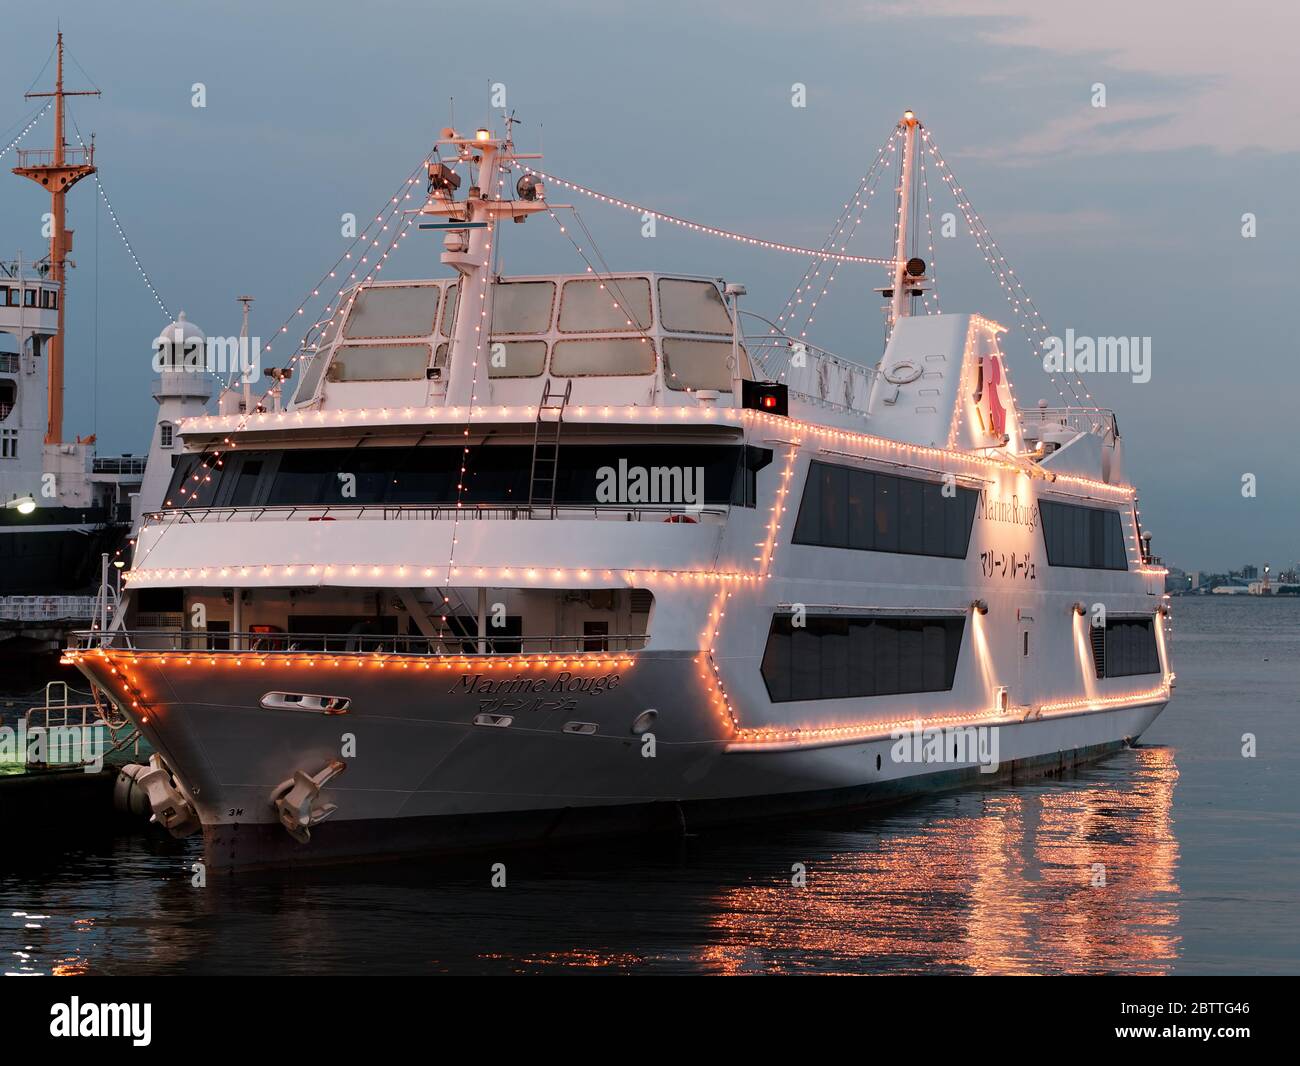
<box><xmin>528</xmin><ymin>379</ymin><xmax>570</xmax><ymax>518</ymax></box>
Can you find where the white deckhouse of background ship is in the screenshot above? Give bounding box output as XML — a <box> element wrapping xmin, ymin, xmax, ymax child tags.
<box><xmin>64</xmin><ymin>107</ymin><xmax>1174</xmax><ymax>869</ymax></box>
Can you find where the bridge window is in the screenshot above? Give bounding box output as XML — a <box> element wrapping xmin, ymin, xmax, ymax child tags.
<box><xmin>662</xmin><ymin>338</ymin><xmax>750</xmax><ymax>392</ymax></box>
<box><xmin>559</xmin><ymin>277</ymin><xmax>651</xmax><ymax>332</ymax></box>
<box><xmin>761</xmin><ymin>613</ymin><xmax>965</xmax><ymax>702</ymax></box>
<box><xmin>343</xmin><ymin>284</ymin><xmax>439</xmax><ymax>339</ymax></box>
<box><xmin>657</xmin><ymin>278</ymin><xmax>733</xmax><ymax>334</ymax></box>
<box><xmin>793</xmin><ymin>460</ymin><xmax>978</xmax><ymax>559</ymax></box>
<box><xmin>551</xmin><ymin>337</ymin><xmax>655</xmax><ymax>376</ymax></box>
<box><xmin>440</xmin><ymin>283</ymin><xmax>458</xmax><ymax>337</ymax></box>
<box><xmin>487</xmin><ymin>339</ymin><xmax>547</xmax><ymax>378</ymax></box>
<box><xmin>159</xmin><ymin>421</ymin><xmax>174</xmax><ymax>449</ymax></box>
<box><xmin>1040</xmin><ymin>499</ymin><xmax>1127</xmax><ymax>570</ymax></box>
<box><xmin>328</xmin><ymin>343</ymin><xmax>430</xmax><ymax>382</ymax></box>
<box><xmin>490</xmin><ymin>281</ymin><xmax>555</xmax><ymax>334</ymax></box>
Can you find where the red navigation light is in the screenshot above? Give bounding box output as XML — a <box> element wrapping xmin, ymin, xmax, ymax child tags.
<box><xmin>742</xmin><ymin>380</ymin><xmax>788</xmax><ymax>417</ymax></box>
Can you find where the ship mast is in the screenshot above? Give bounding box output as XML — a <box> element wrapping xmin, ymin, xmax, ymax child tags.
<box><xmin>888</xmin><ymin>109</ymin><xmax>919</xmax><ymax>331</ymax></box>
<box><xmin>12</xmin><ymin>32</ymin><xmax>101</xmax><ymax>445</ymax></box>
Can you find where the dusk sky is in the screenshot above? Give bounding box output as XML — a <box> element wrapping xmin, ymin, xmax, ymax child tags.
<box><xmin>2</xmin><ymin>1</ymin><xmax>1296</xmax><ymax>571</ymax></box>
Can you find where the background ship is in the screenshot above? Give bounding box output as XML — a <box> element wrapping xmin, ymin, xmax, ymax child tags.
<box><xmin>0</xmin><ymin>35</ymin><xmax>205</xmax><ymax>681</ymax></box>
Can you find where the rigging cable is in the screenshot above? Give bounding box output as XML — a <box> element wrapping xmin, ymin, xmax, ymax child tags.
<box><xmin>919</xmin><ymin>126</ymin><xmax>1091</xmax><ymax>408</ymax></box>
<box><xmin>521</xmin><ymin>167</ymin><xmax>898</xmax><ymax>267</ymax></box>
<box><xmin>780</xmin><ymin>126</ymin><xmax>899</xmax><ymax>344</ymax></box>
<box><xmin>69</xmin><ymin>114</ymin><xmax>171</xmax><ymax>321</ymax></box>
<box><xmin>775</xmin><ymin>124</ymin><xmax>901</xmax><ymax>333</ymax></box>
<box><xmin>0</xmin><ymin>100</ymin><xmax>53</xmax><ymax>162</ymax></box>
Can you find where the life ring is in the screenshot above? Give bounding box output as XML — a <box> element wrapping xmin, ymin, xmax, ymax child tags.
<box><xmin>663</xmin><ymin>514</ymin><xmax>698</xmax><ymax>524</ymax></box>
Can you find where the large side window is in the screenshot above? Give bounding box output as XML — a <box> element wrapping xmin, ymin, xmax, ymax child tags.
<box><xmin>1089</xmin><ymin>616</ymin><xmax>1160</xmax><ymax>678</ymax></box>
<box><xmin>161</xmin><ymin>445</ymin><xmax>750</xmax><ymax>509</ymax></box>
<box><xmin>761</xmin><ymin>613</ymin><xmax>965</xmax><ymax>703</ymax></box>
<box><xmin>793</xmin><ymin>460</ymin><xmax>977</xmax><ymax>559</ymax></box>
<box><xmin>1039</xmin><ymin>499</ymin><xmax>1127</xmax><ymax>570</ymax></box>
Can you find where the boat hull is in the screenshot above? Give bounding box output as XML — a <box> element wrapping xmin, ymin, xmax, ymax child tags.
<box><xmin>201</xmin><ymin>727</ymin><xmax>1156</xmax><ymax>871</ymax></box>
<box><xmin>72</xmin><ymin>646</ymin><xmax>1165</xmax><ymax>870</ymax></box>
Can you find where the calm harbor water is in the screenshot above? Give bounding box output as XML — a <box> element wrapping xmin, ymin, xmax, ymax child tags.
<box><xmin>3</xmin><ymin>597</ymin><xmax>1297</xmax><ymax>975</ymax></box>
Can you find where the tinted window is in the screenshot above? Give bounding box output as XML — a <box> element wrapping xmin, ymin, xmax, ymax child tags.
<box><xmin>1089</xmin><ymin>616</ymin><xmax>1161</xmax><ymax>677</ymax></box>
<box><xmin>793</xmin><ymin>461</ymin><xmax>976</xmax><ymax>560</ymax></box>
<box><xmin>270</xmin><ymin>449</ymin><xmax>343</xmax><ymax>504</ymax></box>
<box><xmin>162</xmin><ymin>444</ymin><xmax>754</xmax><ymax>509</ymax></box>
<box><xmin>761</xmin><ymin>614</ymin><xmax>965</xmax><ymax>702</ymax></box>
<box><xmin>229</xmin><ymin>459</ymin><xmax>263</xmax><ymax>506</ymax></box>
<box><xmin>1039</xmin><ymin>500</ymin><xmax>1127</xmax><ymax>570</ymax></box>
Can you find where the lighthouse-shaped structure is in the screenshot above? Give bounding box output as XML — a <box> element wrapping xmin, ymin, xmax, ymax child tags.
<box><xmin>134</xmin><ymin>312</ymin><xmax>211</xmax><ymax>528</ymax></box>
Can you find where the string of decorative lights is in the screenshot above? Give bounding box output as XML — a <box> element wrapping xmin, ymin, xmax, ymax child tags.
<box><xmin>919</xmin><ymin>127</ymin><xmax>1091</xmax><ymax>408</ymax></box>
<box><xmin>522</xmin><ymin>166</ymin><xmax>899</xmax><ymax>266</ymax></box>
<box><xmin>0</xmin><ymin>100</ymin><xmax>51</xmax><ymax>161</ymax></box>
<box><xmin>260</xmin><ymin>150</ymin><xmax>437</xmax><ymax>376</ymax></box>
<box><xmin>918</xmin><ymin>140</ymin><xmax>940</xmax><ymax>316</ymax></box>
<box><xmin>442</xmin><ymin>192</ymin><xmax>496</xmax><ymax>587</ymax></box>
<box><xmin>176</xmin><ymin>402</ymin><xmax>1138</xmax><ymax>500</ymax></box>
<box><xmin>727</xmin><ymin>682</ymin><xmax>1172</xmax><ymax>746</ymax></box>
<box><xmin>68</xmin><ymin>124</ymin><xmax>171</xmax><ymax>320</ymax></box>
<box><xmin>783</xmin><ymin>136</ymin><xmax>896</xmax><ymax>346</ymax></box>
<box><xmin>540</xmin><ymin>206</ymin><xmax>664</xmax><ymax>375</ymax></box>
<box><xmin>774</xmin><ymin>125</ymin><xmax>901</xmax><ymax>339</ymax></box>
<box><xmin>157</xmin><ymin>210</ymin><xmax>420</xmax><ymax>515</ymax></box>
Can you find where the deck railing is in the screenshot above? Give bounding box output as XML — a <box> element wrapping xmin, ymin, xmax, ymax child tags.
<box><xmin>92</xmin><ymin>455</ymin><xmax>148</xmax><ymax>476</ymax></box>
<box><xmin>1022</xmin><ymin>406</ymin><xmax>1119</xmax><ymax>445</ymax></box>
<box><xmin>70</xmin><ymin>629</ymin><xmax>648</xmax><ymax>656</ymax></box>
<box><xmin>0</xmin><ymin>595</ymin><xmax>100</xmax><ymax>622</ymax></box>
<box><xmin>741</xmin><ymin>312</ymin><xmax>879</xmax><ymax>417</ymax></box>
<box><xmin>15</xmin><ymin>146</ymin><xmax>94</xmax><ymax>169</ymax></box>
<box><xmin>140</xmin><ymin>502</ymin><xmax>726</xmax><ymax>527</ymax></box>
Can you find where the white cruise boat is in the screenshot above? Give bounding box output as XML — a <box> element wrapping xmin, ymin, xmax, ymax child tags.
<box><xmin>67</xmin><ymin>113</ymin><xmax>1174</xmax><ymax>870</ymax></box>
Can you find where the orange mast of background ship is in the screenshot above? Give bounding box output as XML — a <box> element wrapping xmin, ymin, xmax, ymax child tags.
<box><xmin>12</xmin><ymin>32</ymin><xmax>100</xmax><ymax>445</ymax></box>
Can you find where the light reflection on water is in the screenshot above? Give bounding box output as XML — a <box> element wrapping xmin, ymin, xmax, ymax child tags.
<box><xmin>2</xmin><ymin>598</ymin><xmax>1295</xmax><ymax>975</ymax></box>
<box><xmin>1</xmin><ymin>748</ymin><xmax>1180</xmax><ymax>976</ymax></box>
<box><xmin>698</xmin><ymin>747</ymin><xmax>1180</xmax><ymax>975</ymax></box>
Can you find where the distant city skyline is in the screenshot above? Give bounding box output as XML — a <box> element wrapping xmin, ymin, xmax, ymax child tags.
<box><xmin>1</xmin><ymin>1</ymin><xmax>1297</xmax><ymax>569</ymax></box>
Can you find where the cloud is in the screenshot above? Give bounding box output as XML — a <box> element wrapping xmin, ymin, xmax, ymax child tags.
<box><xmin>866</xmin><ymin>0</ymin><xmax>1300</xmax><ymax>157</ymax></box>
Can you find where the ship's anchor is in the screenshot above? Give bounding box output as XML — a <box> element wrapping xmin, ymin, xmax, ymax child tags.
<box><xmin>130</xmin><ymin>754</ymin><xmax>201</xmax><ymax>839</ymax></box>
<box><xmin>269</xmin><ymin>759</ymin><xmax>346</xmax><ymax>844</ymax></box>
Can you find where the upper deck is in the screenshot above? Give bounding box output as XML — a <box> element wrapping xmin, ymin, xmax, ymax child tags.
<box><xmin>284</xmin><ymin>272</ymin><xmax>757</xmax><ymax>414</ymax></box>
